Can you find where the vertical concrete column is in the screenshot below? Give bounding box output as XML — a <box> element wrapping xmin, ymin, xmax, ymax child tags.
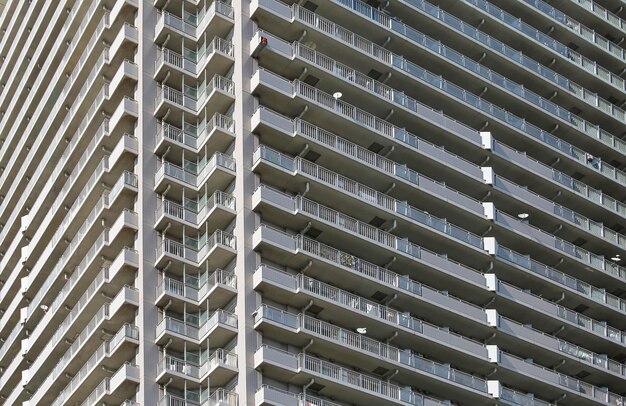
<box><xmin>137</xmin><ymin>1</ymin><xmax>160</xmax><ymax>404</ymax></box>
<box><xmin>232</xmin><ymin>0</ymin><xmax>260</xmax><ymax>403</ymax></box>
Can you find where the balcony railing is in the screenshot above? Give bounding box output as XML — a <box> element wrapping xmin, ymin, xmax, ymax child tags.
<box><xmin>493</xmin><ymin>175</ymin><xmax>626</xmax><ymax>251</ymax></box>
<box><xmin>156</xmin><ymin>75</ymin><xmax>234</xmax><ymax>113</ymax></box>
<box><xmin>157</xmin><ymin>268</ymin><xmax>236</xmax><ymax>302</ymax></box>
<box><xmin>500</xmin><ymin>386</ymin><xmax>554</xmax><ymax>406</ymax></box>
<box><xmin>290</xmin><ymin>230</ymin><xmax>486</xmax><ymax>300</ymax></box>
<box><xmin>156</xmin><ymin>190</ymin><xmax>235</xmax><ymax>225</ymax></box>
<box><xmin>158</xmin><ymin>389</ymin><xmax>238</xmax><ymax>406</ymax></box>
<box><xmin>157</xmin><ymin>113</ymin><xmax>235</xmax><ymax>151</ymax></box>
<box><xmin>258</xmin><ymin>345</ymin><xmax>451</xmax><ymax>405</ymax></box>
<box><xmin>315</xmin><ymin>0</ymin><xmax>626</xmax><ymax>151</ymax></box>
<box><xmin>497</xmin><ymin>246</ymin><xmax>626</xmax><ymax>345</ymax></box>
<box><xmin>155</xmin><ymin>309</ymin><xmax>237</xmax><ymax>341</ymax></box>
<box><xmin>155</xmin><ymin>152</ymin><xmax>235</xmax><ymax>188</ymax></box>
<box><xmin>571</xmin><ymin>0</ymin><xmax>626</xmax><ymax>31</ymax></box>
<box><xmin>256</xmin><ymin>263</ymin><xmax>486</xmax><ymax>343</ymax></box>
<box><xmin>519</xmin><ymin>0</ymin><xmax>624</xmax><ymax>60</ymax></box>
<box><xmin>279</xmin><ymin>65</ymin><xmax>626</xmax><ymax>221</ymax></box>
<box><xmin>255</xmin><ymin>146</ymin><xmax>484</xmax><ymax>249</ymax></box>
<box><xmin>256</xmin><ymin>304</ymin><xmax>488</xmax><ymax>392</ymax></box>
<box><xmin>156</xmin><ymin>37</ymin><xmax>234</xmax><ymax>75</ymax></box>
<box><xmin>286</xmin><ymin>21</ymin><xmax>626</xmax><ymax>185</ymax></box>
<box><xmin>499</xmin><ymin>315</ymin><xmax>626</xmax><ymax>377</ymax></box>
<box><xmin>158</xmin><ymin>349</ymin><xmax>237</xmax><ymax>379</ymax></box>
<box><xmin>490</xmin><ymin>224</ymin><xmax>626</xmax><ymax>315</ymax></box>
<box><xmin>494</xmin><ymin>210</ymin><xmax>626</xmax><ymax>280</ymax></box>
<box><xmin>460</xmin><ymin>0</ymin><xmax>625</xmax><ymax>90</ymax></box>
<box><xmin>157</xmin><ymin>229</ymin><xmax>236</xmax><ymax>263</ymax></box>
<box><xmin>156</xmin><ymin>1</ymin><xmax>234</xmax><ymax>38</ymax></box>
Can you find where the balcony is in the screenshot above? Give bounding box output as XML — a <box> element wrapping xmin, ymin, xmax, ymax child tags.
<box><xmin>154</xmin><ymin>37</ymin><xmax>234</xmax><ymax>81</ymax></box>
<box><xmin>156</xmin><ymin>268</ymin><xmax>237</xmax><ymax>310</ymax></box>
<box><xmin>252</xmin><ymin>106</ymin><xmax>484</xmax><ymax>198</ymax></box>
<box><xmin>48</xmin><ymin>346</ymin><xmax>138</xmax><ymax>406</ymax></box>
<box><xmin>489</xmin><ymin>346</ymin><xmax>626</xmax><ymax>405</ymax></box>
<box><xmin>252</xmin><ymin>0</ymin><xmax>626</xmax><ymax>176</ymax></box>
<box><xmin>493</xmin><ymin>314</ymin><xmax>626</xmax><ymax>389</ymax></box>
<box><xmin>28</xmin><ymin>324</ymin><xmax>139</xmax><ymax>406</ymax></box>
<box><xmin>256</xmin><ymin>30</ymin><xmax>626</xmax><ymax>198</ymax></box>
<box><xmin>78</xmin><ymin>362</ymin><xmax>141</xmax><ymax>406</ymax></box>
<box><xmin>155</xmin><ymin>309</ymin><xmax>237</xmax><ymax>347</ymax></box>
<box><xmin>253</xmin><ymin>147</ymin><xmax>486</xmax><ymax>253</ymax></box>
<box><xmin>488</xmin><ymin>137</ymin><xmax>626</xmax><ymax>229</ymax></box>
<box><xmin>154</xmin><ymin>113</ymin><xmax>235</xmax><ymax>156</ymax></box>
<box><xmin>494</xmin><ymin>245</ymin><xmax>626</xmax><ymax>343</ymax></box>
<box><xmin>254</xmin><ymin>266</ymin><xmax>489</xmax><ymax>358</ymax></box>
<box><xmin>155</xmin><ymin>1</ymin><xmax>234</xmax><ymax>43</ymax></box>
<box><xmin>253</xmin><ymin>225</ymin><xmax>490</xmax><ymax>327</ymax></box>
<box><xmin>154</xmin><ymin>75</ymin><xmax>235</xmax><ymax>118</ymax></box>
<box><xmin>489</xmin><ymin>208</ymin><xmax>626</xmax><ymax>287</ymax></box>
<box><xmin>255</xmin><ymin>385</ymin><xmax>314</xmax><ymax>406</ymax></box>
<box><xmin>361</xmin><ymin>0</ymin><xmax>626</xmax><ymax>124</ymax></box>
<box><xmin>154</xmin><ymin>153</ymin><xmax>236</xmax><ymax>194</ymax></box>
<box><xmin>316</xmin><ymin>0</ymin><xmax>626</xmax><ymax>149</ymax></box>
<box><xmin>491</xmin><ymin>174</ymin><xmax>626</xmax><ymax>255</ymax></box>
<box><xmin>157</xmin><ymin>389</ymin><xmax>238</xmax><ymax>406</ymax></box>
<box><xmin>255</xmin><ymin>304</ymin><xmax>493</xmax><ymax>402</ymax></box>
<box><xmin>255</xmin><ymin>345</ymin><xmax>453</xmax><ymax>406</ymax></box>
<box><xmin>155</xmin><ymin>191</ymin><xmax>236</xmax><ymax>232</ymax></box>
<box><xmin>156</xmin><ymin>349</ymin><xmax>237</xmax><ymax>387</ymax></box>
<box><xmin>511</xmin><ymin>0</ymin><xmax>625</xmax><ymax>63</ymax></box>
<box><xmin>155</xmin><ymin>229</ymin><xmax>236</xmax><ymax>269</ymax></box>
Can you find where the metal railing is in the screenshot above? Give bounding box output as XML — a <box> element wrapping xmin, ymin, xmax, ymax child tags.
<box><xmin>255</xmin><ymin>146</ymin><xmax>484</xmax><ymax>249</ymax></box>
<box><xmin>157</xmin><ymin>113</ymin><xmax>235</xmax><ymax>151</ymax></box>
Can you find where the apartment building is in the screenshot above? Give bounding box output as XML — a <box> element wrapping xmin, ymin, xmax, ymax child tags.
<box><xmin>0</xmin><ymin>0</ymin><xmax>623</xmax><ymax>405</ymax></box>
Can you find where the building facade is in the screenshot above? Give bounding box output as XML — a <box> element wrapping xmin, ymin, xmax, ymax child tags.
<box><xmin>0</xmin><ymin>0</ymin><xmax>624</xmax><ymax>405</ymax></box>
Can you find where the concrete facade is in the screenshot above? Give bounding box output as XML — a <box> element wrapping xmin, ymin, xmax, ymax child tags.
<box><xmin>0</xmin><ymin>0</ymin><xmax>624</xmax><ymax>405</ymax></box>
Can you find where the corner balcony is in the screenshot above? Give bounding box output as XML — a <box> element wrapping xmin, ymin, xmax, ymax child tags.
<box><xmin>154</xmin><ymin>37</ymin><xmax>234</xmax><ymax>82</ymax></box>
<box><xmin>157</xmin><ymin>388</ymin><xmax>238</xmax><ymax>406</ymax></box>
<box><xmin>154</xmin><ymin>113</ymin><xmax>235</xmax><ymax>156</ymax></box>
<box><xmin>154</xmin><ymin>75</ymin><xmax>235</xmax><ymax>119</ymax></box>
<box><xmin>156</xmin><ymin>268</ymin><xmax>237</xmax><ymax>310</ymax></box>
<box><xmin>46</xmin><ymin>339</ymin><xmax>138</xmax><ymax>406</ymax></box>
<box><xmin>77</xmin><ymin>362</ymin><xmax>140</xmax><ymax>406</ymax></box>
<box><xmin>27</xmin><ymin>324</ymin><xmax>139</xmax><ymax>406</ymax></box>
<box><xmin>155</xmin><ymin>1</ymin><xmax>234</xmax><ymax>43</ymax></box>
<box><xmin>155</xmin><ymin>191</ymin><xmax>236</xmax><ymax>232</ymax></box>
<box><xmin>155</xmin><ymin>309</ymin><xmax>237</xmax><ymax>348</ymax></box>
<box><xmin>154</xmin><ymin>153</ymin><xmax>236</xmax><ymax>195</ymax></box>
<box><xmin>254</xmin><ymin>345</ymin><xmax>453</xmax><ymax>406</ymax></box>
<box><xmin>156</xmin><ymin>349</ymin><xmax>237</xmax><ymax>387</ymax></box>
<box><xmin>155</xmin><ymin>229</ymin><xmax>236</xmax><ymax>269</ymax></box>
